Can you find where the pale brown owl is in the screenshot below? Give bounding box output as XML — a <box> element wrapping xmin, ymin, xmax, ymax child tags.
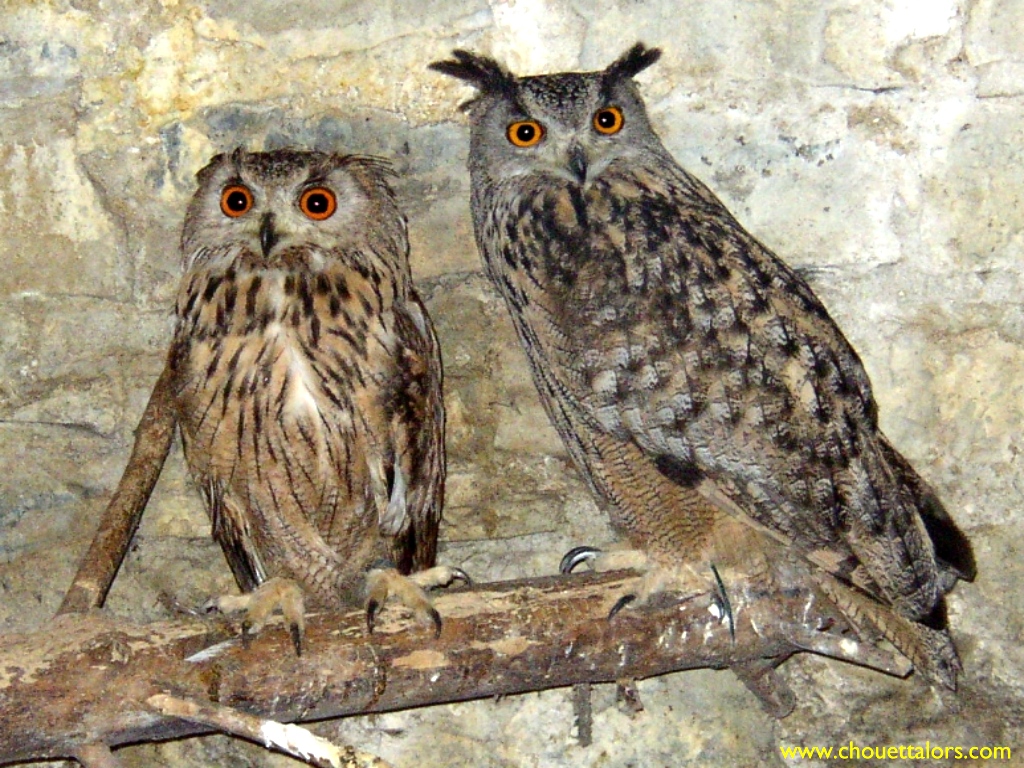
<box><xmin>431</xmin><ymin>45</ymin><xmax>974</xmax><ymax>688</ymax></box>
<box><xmin>172</xmin><ymin>148</ymin><xmax>464</xmax><ymax>651</ymax></box>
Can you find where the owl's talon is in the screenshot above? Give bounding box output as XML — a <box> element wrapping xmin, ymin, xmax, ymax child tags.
<box><xmin>710</xmin><ymin>563</ymin><xmax>735</xmax><ymax>641</ymax></box>
<box><xmin>366</xmin><ymin>564</ymin><xmax>464</xmax><ymax>636</ymax></box>
<box><xmin>608</xmin><ymin>593</ymin><xmax>637</xmax><ymax>620</ymax></box>
<box><xmin>450</xmin><ymin>567</ymin><xmax>472</xmax><ymax>586</ymax></box>
<box><xmin>428</xmin><ymin>606</ymin><xmax>442</xmax><ymax>638</ymax></box>
<box><xmin>411</xmin><ymin>565</ymin><xmax>472</xmax><ymax>590</ymax></box>
<box><xmin>288</xmin><ymin>621</ymin><xmax>303</xmax><ymax>656</ymax></box>
<box><xmin>560</xmin><ymin>545</ymin><xmax>603</xmax><ymax>574</ymax></box>
<box><xmin>366</xmin><ymin>598</ymin><xmax>382</xmax><ymax>634</ymax></box>
<box><xmin>206</xmin><ymin>576</ymin><xmax>306</xmax><ymax>656</ymax></box>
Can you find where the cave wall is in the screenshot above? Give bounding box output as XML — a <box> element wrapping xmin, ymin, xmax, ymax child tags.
<box><xmin>1</xmin><ymin>1</ymin><xmax>1022</xmax><ymax>765</ymax></box>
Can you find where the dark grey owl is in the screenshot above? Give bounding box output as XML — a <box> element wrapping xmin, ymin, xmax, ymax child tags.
<box><xmin>431</xmin><ymin>44</ymin><xmax>974</xmax><ymax>688</ymax></box>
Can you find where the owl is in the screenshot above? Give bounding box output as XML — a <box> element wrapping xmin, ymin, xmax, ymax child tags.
<box><xmin>431</xmin><ymin>45</ymin><xmax>975</xmax><ymax>688</ymax></box>
<box><xmin>171</xmin><ymin>148</ymin><xmax>464</xmax><ymax>652</ymax></box>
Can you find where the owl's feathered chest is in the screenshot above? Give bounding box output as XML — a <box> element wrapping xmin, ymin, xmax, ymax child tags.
<box><xmin>172</xmin><ymin>260</ymin><xmax>400</xmax><ymax>433</ymax></box>
<box><xmin>479</xmin><ymin>168</ymin><xmax>763</xmax><ymax>356</ymax></box>
<box><xmin>177</xmin><ymin>258</ymin><xmax>393</xmax><ymax>340</ymax></box>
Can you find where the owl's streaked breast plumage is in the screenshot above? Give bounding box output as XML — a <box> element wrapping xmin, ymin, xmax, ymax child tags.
<box><xmin>172</xmin><ymin>219</ymin><xmax>441</xmax><ymax>606</ymax></box>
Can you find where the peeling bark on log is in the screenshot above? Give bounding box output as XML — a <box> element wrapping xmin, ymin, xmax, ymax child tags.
<box><xmin>0</xmin><ymin>568</ymin><xmax>912</xmax><ymax>765</ymax></box>
<box><xmin>25</xmin><ymin>364</ymin><xmax>920</xmax><ymax>765</ymax></box>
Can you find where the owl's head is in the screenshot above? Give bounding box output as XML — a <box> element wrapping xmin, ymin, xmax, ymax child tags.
<box><xmin>430</xmin><ymin>44</ymin><xmax>666</xmax><ymax>189</ymax></box>
<box><xmin>181</xmin><ymin>149</ymin><xmax>405</xmax><ymax>273</ymax></box>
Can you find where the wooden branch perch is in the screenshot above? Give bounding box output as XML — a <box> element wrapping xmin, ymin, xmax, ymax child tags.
<box><xmin>1</xmin><ymin>567</ymin><xmax>912</xmax><ymax>765</ymax></box>
<box><xmin>30</xmin><ymin>363</ymin><xmax>917</xmax><ymax>766</ymax></box>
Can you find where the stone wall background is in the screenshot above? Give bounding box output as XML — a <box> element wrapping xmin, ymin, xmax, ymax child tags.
<box><xmin>2</xmin><ymin>1</ymin><xmax>1022</xmax><ymax>765</ymax></box>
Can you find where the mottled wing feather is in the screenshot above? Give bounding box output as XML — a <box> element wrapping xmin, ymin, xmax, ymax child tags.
<box><xmin>875</xmin><ymin>435</ymin><xmax>976</xmax><ymax>584</ymax></box>
<box><xmin>486</xmin><ymin>159</ymin><xmax>945</xmax><ymax>618</ymax></box>
<box><xmin>378</xmin><ymin>297</ymin><xmax>444</xmax><ymax>574</ymax></box>
<box><xmin>192</xmin><ymin>452</ymin><xmax>266</xmax><ymax>593</ymax></box>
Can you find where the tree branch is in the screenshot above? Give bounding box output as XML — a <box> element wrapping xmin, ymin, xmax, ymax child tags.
<box><xmin>58</xmin><ymin>363</ymin><xmax>177</xmax><ymax>615</ymax></box>
<box><xmin>34</xmin><ymin>360</ymin><xmax>914</xmax><ymax>767</ymax></box>
<box><xmin>1</xmin><ymin>567</ymin><xmax>911</xmax><ymax>766</ymax></box>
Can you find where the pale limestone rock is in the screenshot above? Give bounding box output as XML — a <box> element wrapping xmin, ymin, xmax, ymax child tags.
<box><xmin>822</xmin><ymin>1</ymin><xmax>960</xmax><ymax>89</ymax></box>
<box><xmin>0</xmin><ymin>0</ymin><xmax>1022</xmax><ymax>765</ymax></box>
<box><xmin>0</xmin><ymin>139</ymin><xmax>126</xmax><ymax>298</ymax></box>
<box><xmin>487</xmin><ymin>0</ymin><xmax>586</xmax><ymax>73</ymax></box>
<box><xmin>966</xmin><ymin>0</ymin><xmax>1024</xmax><ymax>65</ymax></box>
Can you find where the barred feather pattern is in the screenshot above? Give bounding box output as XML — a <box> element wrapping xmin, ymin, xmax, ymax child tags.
<box><xmin>434</xmin><ymin>45</ymin><xmax>974</xmax><ymax>687</ymax></box>
<box><xmin>479</xmin><ymin>160</ymin><xmax>943</xmax><ymax>618</ymax></box>
<box><xmin>170</xmin><ymin>150</ymin><xmax>443</xmax><ymax>608</ymax></box>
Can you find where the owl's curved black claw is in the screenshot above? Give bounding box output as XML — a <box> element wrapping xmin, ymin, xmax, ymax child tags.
<box><xmin>560</xmin><ymin>545</ymin><xmax>603</xmax><ymax>574</ymax></box>
<box><xmin>205</xmin><ymin>577</ymin><xmax>306</xmax><ymax>656</ymax></box>
<box><xmin>288</xmin><ymin>621</ymin><xmax>303</xmax><ymax>656</ymax></box>
<box><xmin>428</xmin><ymin>606</ymin><xmax>442</xmax><ymax>638</ymax></box>
<box><xmin>444</xmin><ymin>567</ymin><xmax>472</xmax><ymax>587</ymax></box>
<box><xmin>608</xmin><ymin>593</ymin><xmax>637</xmax><ymax>620</ymax></box>
<box><xmin>365</xmin><ymin>564</ymin><xmax>467</xmax><ymax>637</ymax></box>
<box><xmin>710</xmin><ymin>563</ymin><xmax>735</xmax><ymax>641</ymax></box>
<box><xmin>366</xmin><ymin>598</ymin><xmax>381</xmax><ymax>634</ymax></box>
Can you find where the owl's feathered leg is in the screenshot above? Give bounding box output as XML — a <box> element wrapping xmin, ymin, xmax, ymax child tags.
<box><xmin>205</xmin><ymin>576</ymin><xmax>306</xmax><ymax>656</ymax></box>
<box><xmin>365</xmin><ymin>563</ymin><xmax>470</xmax><ymax>637</ymax></box>
<box><xmin>561</xmin><ymin>544</ymin><xmax>747</xmax><ymax>722</ymax></box>
<box><xmin>562</xmin><ymin>521</ymin><xmax>819</xmax><ymax>718</ymax></box>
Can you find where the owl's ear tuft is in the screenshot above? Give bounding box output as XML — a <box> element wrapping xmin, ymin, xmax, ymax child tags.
<box><xmin>194</xmin><ymin>152</ymin><xmax>231</xmax><ymax>185</ymax></box>
<box><xmin>196</xmin><ymin>153</ymin><xmax>223</xmax><ymax>175</ymax></box>
<box><xmin>605</xmin><ymin>43</ymin><xmax>662</xmax><ymax>82</ymax></box>
<box><xmin>229</xmin><ymin>146</ymin><xmax>248</xmax><ymax>168</ymax></box>
<box><xmin>430</xmin><ymin>50</ymin><xmax>516</xmax><ymax>111</ymax></box>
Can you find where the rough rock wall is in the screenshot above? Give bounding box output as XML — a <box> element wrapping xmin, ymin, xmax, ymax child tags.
<box><xmin>1</xmin><ymin>1</ymin><xmax>1021</xmax><ymax>766</ymax></box>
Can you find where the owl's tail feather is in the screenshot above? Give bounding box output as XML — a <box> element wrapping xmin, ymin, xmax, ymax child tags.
<box><xmin>815</xmin><ymin>570</ymin><xmax>962</xmax><ymax>690</ymax></box>
<box><xmin>879</xmin><ymin>437</ymin><xmax>977</xmax><ymax>587</ymax></box>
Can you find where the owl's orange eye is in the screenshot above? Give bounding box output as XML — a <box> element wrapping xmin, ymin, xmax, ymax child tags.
<box><xmin>299</xmin><ymin>187</ymin><xmax>337</xmax><ymax>221</ymax></box>
<box><xmin>593</xmin><ymin>106</ymin><xmax>624</xmax><ymax>135</ymax></box>
<box><xmin>507</xmin><ymin>120</ymin><xmax>545</xmax><ymax>147</ymax></box>
<box><xmin>220</xmin><ymin>185</ymin><xmax>254</xmax><ymax>217</ymax></box>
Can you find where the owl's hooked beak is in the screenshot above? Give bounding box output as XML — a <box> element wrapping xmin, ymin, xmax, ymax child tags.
<box><xmin>259</xmin><ymin>212</ymin><xmax>280</xmax><ymax>258</ymax></box>
<box><xmin>567</xmin><ymin>143</ymin><xmax>588</xmax><ymax>185</ymax></box>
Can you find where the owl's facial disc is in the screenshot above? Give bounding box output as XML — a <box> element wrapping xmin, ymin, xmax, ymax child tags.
<box><xmin>216</xmin><ymin>179</ymin><xmax>344</xmax><ymax>261</ymax></box>
<box><xmin>502</xmin><ymin>119</ymin><xmax>591</xmax><ymax>185</ymax></box>
<box><xmin>501</xmin><ymin>100</ymin><xmax>631</xmax><ymax>186</ymax></box>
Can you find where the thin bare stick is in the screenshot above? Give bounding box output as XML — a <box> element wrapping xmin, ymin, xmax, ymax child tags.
<box><xmin>58</xmin><ymin>363</ymin><xmax>178</xmax><ymax>614</ymax></box>
<box><xmin>147</xmin><ymin>694</ymin><xmax>392</xmax><ymax>768</ymax></box>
